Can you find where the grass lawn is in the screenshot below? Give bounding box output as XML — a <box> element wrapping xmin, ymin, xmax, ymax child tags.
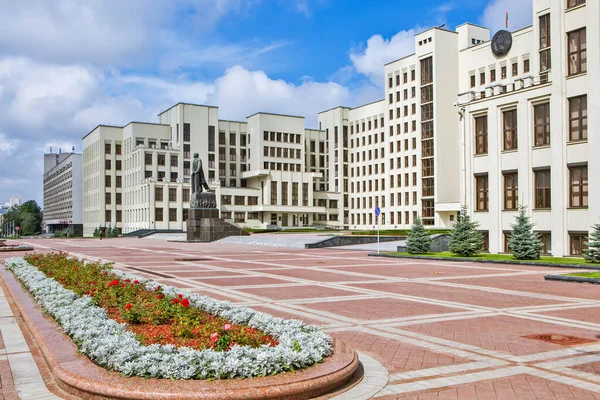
<box><xmin>352</xmin><ymin>229</ymin><xmax>451</xmax><ymax>236</ymax></box>
<box><xmin>387</xmin><ymin>252</ymin><xmax>596</xmax><ymax>266</ymax></box>
<box><xmin>564</xmin><ymin>272</ymin><xmax>600</xmax><ymax>278</ymax></box>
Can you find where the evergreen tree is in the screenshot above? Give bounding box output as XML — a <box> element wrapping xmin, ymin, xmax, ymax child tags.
<box><xmin>508</xmin><ymin>205</ymin><xmax>543</xmax><ymax>260</ymax></box>
<box><xmin>406</xmin><ymin>217</ymin><xmax>432</xmax><ymax>254</ymax></box>
<box><xmin>449</xmin><ymin>207</ymin><xmax>484</xmax><ymax>257</ymax></box>
<box><xmin>584</xmin><ymin>223</ymin><xmax>600</xmax><ymax>263</ymax></box>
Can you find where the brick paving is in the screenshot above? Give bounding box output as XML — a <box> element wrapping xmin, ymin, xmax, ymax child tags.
<box><xmin>1</xmin><ymin>237</ymin><xmax>600</xmax><ymax>399</ymax></box>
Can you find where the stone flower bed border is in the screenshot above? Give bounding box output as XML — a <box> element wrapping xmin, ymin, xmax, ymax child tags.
<box><xmin>0</xmin><ymin>245</ymin><xmax>34</xmax><ymax>252</ymax></box>
<box><xmin>1</xmin><ymin>257</ymin><xmax>358</xmax><ymax>399</ymax></box>
<box><xmin>544</xmin><ymin>274</ymin><xmax>600</xmax><ymax>285</ymax></box>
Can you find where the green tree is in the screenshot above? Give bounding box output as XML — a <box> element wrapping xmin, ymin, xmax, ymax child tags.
<box><xmin>1</xmin><ymin>200</ymin><xmax>43</xmax><ymax>236</ymax></box>
<box><xmin>449</xmin><ymin>207</ymin><xmax>484</xmax><ymax>257</ymax></box>
<box><xmin>584</xmin><ymin>223</ymin><xmax>600</xmax><ymax>263</ymax></box>
<box><xmin>508</xmin><ymin>205</ymin><xmax>543</xmax><ymax>260</ymax></box>
<box><xmin>406</xmin><ymin>217</ymin><xmax>431</xmax><ymax>254</ymax></box>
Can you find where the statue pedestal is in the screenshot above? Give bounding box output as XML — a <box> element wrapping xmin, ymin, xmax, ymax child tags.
<box><xmin>186</xmin><ymin>193</ymin><xmax>250</xmax><ymax>242</ymax></box>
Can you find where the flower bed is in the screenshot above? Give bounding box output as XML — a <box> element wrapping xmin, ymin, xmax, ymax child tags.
<box><xmin>6</xmin><ymin>254</ymin><xmax>333</xmax><ymax>380</ymax></box>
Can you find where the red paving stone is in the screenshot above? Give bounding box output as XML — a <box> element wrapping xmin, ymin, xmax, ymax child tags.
<box><xmin>573</xmin><ymin>362</ymin><xmax>600</xmax><ymax>376</ymax></box>
<box><xmin>236</xmin><ymin>284</ymin><xmax>361</xmax><ymax>300</ymax></box>
<box><xmin>335</xmin><ymin>263</ymin><xmax>523</xmax><ymax>279</ymax></box>
<box><xmin>348</xmin><ymin>281</ymin><xmax>563</xmax><ymax>308</ymax></box>
<box><xmin>330</xmin><ymin>330</ymin><xmax>469</xmax><ymax>373</ymax></box>
<box><xmin>537</xmin><ymin>306</ymin><xmax>600</xmax><ymax>325</ymax></box>
<box><xmin>188</xmin><ymin>276</ymin><xmax>291</xmax><ymax>287</ymax></box>
<box><xmin>299</xmin><ymin>297</ymin><xmax>464</xmax><ymax>321</ymax></box>
<box><xmin>396</xmin><ymin>315</ymin><xmax>600</xmax><ymax>356</ymax></box>
<box><xmin>261</xmin><ymin>268</ymin><xmax>376</xmax><ymax>282</ymax></box>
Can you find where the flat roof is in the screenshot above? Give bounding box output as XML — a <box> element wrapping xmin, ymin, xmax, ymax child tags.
<box><xmin>455</xmin><ymin>22</ymin><xmax>490</xmax><ymax>30</ymax></box>
<box><xmin>246</xmin><ymin>111</ymin><xmax>304</xmax><ymax>119</ymax></box>
<box><xmin>384</xmin><ymin>52</ymin><xmax>416</xmax><ymax>66</ymax></box>
<box><xmin>317</xmin><ymin>105</ymin><xmax>351</xmax><ymax>115</ymax></box>
<box><xmin>82</xmin><ymin>124</ymin><xmax>124</xmax><ymax>140</ymax></box>
<box><xmin>219</xmin><ymin>119</ymin><xmax>247</xmax><ymax>124</ymax></box>
<box><xmin>124</xmin><ymin>121</ymin><xmax>170</xmax><ymax>128</ymax></box>
<box><xmin>350</xmin><ymin>98</ymin><xmax>385</xmax><ymax>111</ymax></box>
<box><xmin>157</xmin><ymin>102</ymin><xmax>218</xmax><ymax>116</ymax></box>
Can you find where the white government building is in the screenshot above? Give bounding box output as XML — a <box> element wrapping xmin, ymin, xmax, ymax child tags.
<box><xmin>82</xmin><ymin>0</ymin><xmax>596</xmax><ymax>256</ymax></box>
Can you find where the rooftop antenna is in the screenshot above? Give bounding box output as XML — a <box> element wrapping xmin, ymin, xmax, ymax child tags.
<box><xmin>59</xmin><ymin>148</ymin><xmax>61</xmax><ymax>154</ymax></box>
<box><xmin>72</xmin><ymin>146</ymin><xmax>75</xmax><ymax>152</ymax></box>
<box><xmin>438</xmin><ymin>23</ymin><xmax>446</xmax><ymax>29</ymax></box>
<box><xmin>50</xmin><ymin>147</ymin><xmax>53</xmax><ymax>153</ymax></box>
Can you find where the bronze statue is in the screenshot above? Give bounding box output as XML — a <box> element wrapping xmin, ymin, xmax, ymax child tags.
<box><xmin>191</xmin><ymin>153</ymin><xmax>210</xmax><ymax>195</ymax></box>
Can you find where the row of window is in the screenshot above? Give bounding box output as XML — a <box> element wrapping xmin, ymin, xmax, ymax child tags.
<box><xmin>263</xmin><ymin>131</ymin><xmax>302</xmax><ymax>144</ymax></box>
<box><xmin>470</xmin><ymin>59</ymin><xmax>530</xmax><ymax>88</ymax></box>
<box><xmin>388</xmin><ymin>69</ymin><xmax>417</xmax><ymax>89</ymax></box>
<box><xmin>263</xmin><ymin>146</ymin><xmax>302</xmax><ymax>159</ymax></box>
<box><xmin>475</xmin><ymin>165</ymin><xmax>588</xmax><ymax>211</ymax></box>
<box><xmin>351</xmin><ymin>118</ymin><xmax>385</xmax><ymax>134</ymax></box>
<box><xmin>474</xmin><ymin>95</ymin><xmax>587</xmax><ymax>155</ymax></box>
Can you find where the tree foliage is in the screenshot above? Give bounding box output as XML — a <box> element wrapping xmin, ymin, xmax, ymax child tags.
<box><xmin>508</xmin><ymin>206</ymin><xmax>542</xmax><ymax>260</ymax></box>
<box><xmin>2</xmin><ymin>200</ymin><xmax>43</xmax><ymax>236</ymax></box>
<box><xmin>449</xmin><ymin>207</ymin><xmax>484</xmax><ymax>257</ymax></box>
<box><xmin>406</xmin><ymin>217</ymin><xmax>432</xmax><ymax>254</ymax></box>
<box><xmin>584</xmin><ymin>223</ymin><xmax>600</xmax><ymax>263</ymax></box>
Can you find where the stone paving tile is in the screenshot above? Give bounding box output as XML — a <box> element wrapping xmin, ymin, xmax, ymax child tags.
<box><xmin>573</xmin><ymin>361</ymin><xmax>600</xmax><ymax>377</ymax></box>
<box><xmin>537</xmin><ymin>306</ymin><xmax>600</xmax><ymax>325</ymax></box>
<box><xmin>263</xmin><ymin>258</ymin><xmax>377</xmax><ymax>267</ymax></box>
<box><xmin>260</xmin><ymin>268</ymin><xmax>377</xmax><ymax>282</ymax></box>
<box><xmin>454</xmin><ymin>276</ymin><xmax>600</xmax><ymax>300</ymax></box>
<box><xmin>333</xmin><ymin>263</ymin><xmax>521</xmax><ymax>279</ymax></box>
<box><xmin>176</xmin><ymin>270</ymin><xmax>247</xmax><ymax>278</ymax></box>
<box><xmin>329</xmin><ymin>330</ymin><xmax>469</xmax><ymax>373</ymax></box>
<box><xmin>299</xmin><ymin>297</ymin><xmax>464</xmax><ymax>321</ymax></box>
<box><xmin>396</xmin><ymin>315</ymin><xmax>600</xmax><ymax>356</ymax></box>
<box><xmin>187</xmin><ymin>276</ymin><xmax>291</xmax><ymax>287</ymax></box>
<box><xmin>349</xmin><ymin>281</ymin><xmax>562</xmax><ymax>308</ymax></box>
<box><xmin>236</xmin><ymin>284</ymin><xmax>361</xmax><ymax>300</ymax></box>
<box><xmin>380</xmin><ymin>374</ymin><xmax>600</xmax><ymax>399</ymax></box>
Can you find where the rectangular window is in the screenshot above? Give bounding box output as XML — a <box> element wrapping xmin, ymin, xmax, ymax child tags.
<box><xmin>145</xmin><ymin>153</ymin><xmax>152</xmax><ymax>165</ymax></box>
<box><xmin>183</xmin><ymin>189</ymin><xmax>190</xmax><ymax>202</ymax></box>
<box><xmin>539</xmin><ymin>14</ymin><xmax>551</xmax><ymax>72</ymax></box>
<box><xmin>155</xmin><ymin>208</ymin><xmax>163</xmax><ymax>222</ymax></box>
<box><xmin>115</xmin><ymin>143</ymin><xmax>121</xmax><ymax>155</ymax></box>
<box><xmin>503</xmin><ymin>109</ymin><xmax>518</xmax><ymax>151</ymax></box>
<box><xmin>105</xmin><ymin>175</ymin><xmax>111</xmax><ymax>187</ymax></box>
<box><xmin>570</xmin><ymin>232</ymin><xmax>588</xmax><ymax>256</ymax></box>
<box><xmin>534</xmin><ymin>169</ymin><xmax>551</xmax><ymax>209</ymax></box>
<box><xmin>183</xmin><ymin>123</ymin><xmax>190</xmax><ymax>142</ymax></box>
<box><xmin>422</xmin><ymin>158</ymin><xmax>434</xmax><ymax>177</ymax></box>
<box><xmin>512</xmin><ymin>63</ymin><xmax>518</xmax><ymax>76</ymax></box>
<box><xmin>569</xmin><ymin>95</ymin><xmax>587</xmax><ymax>141</ymax></box>
<box><xmin>105</xmin><ymin>143</ymin><xmax>111</xmax><ymax>154</ymax></box>
<box><xmin>480</xmin><ymin>72</ymin><xmax>485</xmax><ymax>85</ymax></box>
<box><xmin>567</xmin><ymin>0</ymin><xmax>586</xmax><ymax>8</ymax></box>
<box><xmin>105</xmin><ymin>159</ymin><xmax>111</xmax><ymax>170</ymax></box>
<box><xmin>538</xmin><ymin>232</ymin><xmax>551</xmax><ymax>255</ymax></box>
<box><xmin>501</xmin><ymin>66</ymin><xmax>507</xmax><ymax>79</ymax></box>
<box><xmin>422</xmin><ymin>178</ymin><xmax>434</xmax><ymax>197</ymax></box>
<box><xmin>475</xmin><ymin>115</ymin><xmax>488</xmax><ymax>155</ymax></box>
<box><xmin>158</xmin><ymin>154</ymin><xmax>165</xmax><ymax>166</ymax></box>
<box><xmin>420</xmin><ymin>57</ymin><xmax>433</xmax><ymax>85</ymax></box>
<box><xmin>169</xmin><ymin>208</ymin><xmax>177</xmax><ymax>221</ymax></box>
<box><xmin>155</xmin><ymin>186</ymin><xmax>163</xmax><ymax>201</ymax></box>
<box><xmin>567</xmin><ymin>28</ymin><xmax>586</xmax><ymax>76</ymax></box>
<box><xmin>169</xmin><ymin>188</ymin><xmax>177</xmax><ymax>202</ymax></box>
<box><xmin>490</xmin><ymin>69</ymin><xmax>496</xmax><ymax>82</ymax></box>
<box><xmin>105</xmin><ymin>210</ymin><xmax>111</xmax><ymax>223</ymax></box>
<box><xmin>503</xmin><ymin>172</ymin><xmax>518</xmax><ymax>210</ymax></box>
<box><xmin>475</xmin><ymin>174</ymin><xmax>489</xmax><ymax>211</ymax></box>
<box><xmin>569</xmin><ymin>165</ymin><xmax>588</xmax><ymax>208</ymax></box>
<box><xmin>534</xmin><ymin>103</ymin><xmax>550</xmax><ymax>146</ymax></box>
<box><xmin>523</xmin><ymin>59</ymin><xmax>530</xmax><ymax>73</ymax></box>
<box><xmin>470</xmin><ymin>75</ymin><xmax>476</xmax><ymax>88</ymax></box>
<box><xmin>422</xmin><ymin>199</ymin><xmax>435</xmax><ymax>218</ymax></box>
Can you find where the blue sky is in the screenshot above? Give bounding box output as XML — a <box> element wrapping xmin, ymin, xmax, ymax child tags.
<box><xmin>0</xmin><ymin>0</ymin><xmax>533</xmax><ymax>205</ymax></box>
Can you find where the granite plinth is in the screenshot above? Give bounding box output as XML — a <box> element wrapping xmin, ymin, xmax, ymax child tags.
<box><xmin>0</xmin><ymin>266</ymin><xmax>358</xmax><ymax>400</ymax></box>
<box><xmin>187</xmin><ymin>208</ymin><xmax>250</xmax><ymax>242</ymax></box>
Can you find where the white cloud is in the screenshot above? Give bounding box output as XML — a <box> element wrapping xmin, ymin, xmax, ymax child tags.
<box><xmin>481</xmin><ymin>0</ymin><xmax>533</xmax><ymax>34</ymax></box>
<box><xmin>349</xmin><ymin>29</ymin><xmax>417</xmax><ymax>85</ymax></box>
<box><xmin>0</xmin><ymin>132</ymin><xmax>18</xmax><ymax>159</ymax></box>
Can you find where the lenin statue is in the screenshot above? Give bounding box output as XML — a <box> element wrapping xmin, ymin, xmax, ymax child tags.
<box><xmin>191</xmin><ymin>153</ymin><xmax>210</xmax><ymax>195</ymax></box>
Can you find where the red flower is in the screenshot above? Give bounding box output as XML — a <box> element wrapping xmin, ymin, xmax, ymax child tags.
<box><xmin>133</xmin><ymin>280</ymin><xmax>139</xmax><ymax>285</ymax></box>
<box><xmin>156</xmin><ymin>294</ymin><xmax>164</xmax><ymax>300</ymax></box>
<box><xmin>154</xmin><ymin>286</ymin><xmax>161</xmax><ymax>291</ymax></box>
<box><xmin>124</xmin><ymin>279</ymin><xmax>131</xmax><ymax>283</ymax></box>
<box><xmin>171</xmin><ymin>298</ymin><xmax>179</xmax><ymax>305</ymax></box>
<box><xmin>223</xmin><ymin>323</ymin><xmax>231</xmax><ymax>331</ymax></box>
<box><xmin>210</xmin><ymin>333</ymin><xmax>219</xmax><ymax>342</ymax></box>
<box><xmin>92</xmin><ymin>281</ymin><xmax>96</xmax><ymax>285</ymax></box>
<box><xmin>121</xmin><ymin>283</ymin><xmax>126</xmax><ymax>287</ymax></box>
<box><xmin>108</xmin><ymin>279</ymin><xmax>119</xmax><ymax>287</ymax></box>
<box><xmin>177</xmin><ymin>294</ymin><xmax>183</xmax><ymax>299</ymax></box>
<box><xmin>34</xmin><ymin>256</ymin><xmax>38</xmax><ymax>260</ymax></box>
<box><xmin>181</xmin><ymin>298</ymin><xmax>190</xmax><ymax>307</ymax></box>
<box><xmin>125</xmin><ymin>303</ymin><xmax>132</xmax><ymax>310</ymax></box>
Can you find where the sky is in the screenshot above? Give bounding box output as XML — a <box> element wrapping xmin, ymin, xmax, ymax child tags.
<box><xmin>0</xmin><ymin>0</ymin><xmax>533</xmax><ymax>206</ymax></box>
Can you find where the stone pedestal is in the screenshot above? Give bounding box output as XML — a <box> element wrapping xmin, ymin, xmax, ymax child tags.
<box><xmin>186</xmin><ymin>193</ymin><xmax>250</xmax><ymax>242</ymax></box>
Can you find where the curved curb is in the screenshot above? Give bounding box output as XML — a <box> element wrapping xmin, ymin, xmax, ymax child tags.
<box><xmin>370</xmin><ymin>253</ymin><xmax>600</xmax><ymax>270</ymax></box>
<box><xmin>544</xmin><ymin>275</ymin><xmax>600</xmax><ymax>284</ymax></box>
<box><xmin>0</xmin><ymin>247</ymin><xmax>34</xmax><ymax>252</ymax></box>
<box><xmin>0</xmin><ymin>266</ymin><xmax>359</xmax><ymax>400</ymax></box>
<box><xmin>329</xmin><ymin>352</ymin><xmax>389</xmax><ymax>400</ymax></box>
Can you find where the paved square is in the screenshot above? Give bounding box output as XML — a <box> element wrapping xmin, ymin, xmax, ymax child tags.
<box><xmin>2</xmin><ymin>237</ymin><xmax>600</xmax><ymax>399</ymax></box>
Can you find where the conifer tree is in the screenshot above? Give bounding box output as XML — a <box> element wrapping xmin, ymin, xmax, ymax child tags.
<box><xmin>449</xmin><ymin>207</ymin><xmax>484</xmax><ymax>257</ymax></box>
<box><xmin>406</xmin><ymin>217</ymin><xmax>432</xmax><ymax>254</ymax></box>
<box><xmin>584</xmin><ymin>223</ymin><xmax>600</xmax><ymax>263</ymax></box>
<box><xmin>508</xmin><ymin>205</ymin><xmax>542</xmax><ymax>260</ymax></box>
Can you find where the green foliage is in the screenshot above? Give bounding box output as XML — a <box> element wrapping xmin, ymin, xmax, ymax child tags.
<box><xmin>508</xmin><ymin>206</ymin><xmax>542</xmax><ymax>260</ymax></box>
<box><xmin>352</xmin><ymin>229</ymin><xmax>452</xmax><ymax>236</ymax></box>
<box><xmin>406</xmin><ymin>217</ymin><xmax>432</xmax><ymax>254</ymax></box>
<box><xmin>584</xmin><ymin>223</ymin><xmax>600</xmax><ymax>263</ymax></box>
<box><xmin>292</xmin><ymin>340</ymin><xmax>302</xmax><ymax>353</ymax></box>
<box><xmin>2</xmin><ymin>200</ymin><xmax>43</xmax><ymax>236</ymax></box>
<box><xmin>449</xmin><ymin>207</ymin><xmax>484</xmax><ymax>257</ymax></box>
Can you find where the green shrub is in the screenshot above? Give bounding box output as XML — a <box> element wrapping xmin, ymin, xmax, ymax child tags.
<box><xmin>508</xmin><ymin>206</ymin><xmax>542</xmax><ymax>260</ymax></box>
<box><xmin>584</xmin><ymin>223</ymin><xmax>600</xmax><ymax>263</ymax></box>
<box><xmin>406</xmin><ymin>218</ymin><xmax>432</xmax><ymax>254</ymax></box>
<box><xmin>449</xmin><ymin>208</ymin><xmax>483</xmax><ymax>257</ymax></box>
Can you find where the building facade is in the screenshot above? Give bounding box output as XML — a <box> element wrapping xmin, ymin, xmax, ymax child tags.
<box><xmin>81</xmin><ymin>0</ymin><xmax>597</xmax><ymax>256</ymax></box>
<box><xmin>43</xmin><ymin>151</ymin><xmax>83</xmax><ymax>235</ymax></box>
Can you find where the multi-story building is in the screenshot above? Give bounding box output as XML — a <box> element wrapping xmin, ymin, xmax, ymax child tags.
<box><xmin>82</xmin><ymin>104</ymin><xmax>341</xmax><ymax>237</ymax></box>
<box><xmin>43</xmin><ymin>150</ymin><xmax>83</xmax><ymax>235</ymax></box>
<box><xmin>81</xmin><ymin>0</ymin><xmax>597</xmax><ymax>256</ymax></box>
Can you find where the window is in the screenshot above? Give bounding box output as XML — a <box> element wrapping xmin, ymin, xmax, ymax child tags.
<box><xmin>503</xmin><ymin>109</ymin><xmax>518</xmax><ymax>151</ymax></box>
<box><xmin>105</xmin><ymin>143</ymin><xmax>111</xmax><ymax>154</ymax></box>
<box><xmin>145</xmin><ymin>153</ymin><xmax>152</xmax><ymax>165</ymax></box>
<box><xmin>230</xmin><ymin>132</ymin><xmax>236</xmax><ymax>146</ymax></box>
<box><xmin>115</xmin><ymin>144</ymin><xmax>121</xmax><ymax>155</ymax></box>
<box><xmin>105</xmin><ymin>175</ymin><xmax>111</xmax><ymax>187</ymax></box>
<box><xmin>422</xmin><ymin>200</ymin><xmax>434</xmax><ymax>218</ymax></box>
<box><xmin>534</xmin><ymin>103</ymin><xmax>550</xmax><ymax>146</ymax></box>
<box><xmin>567</xmin><ymin>0</ymin><xmax>586</xmax><ymax>9</ymax></box>
<box><xmin>105</xmin><ymin>210</ymin><xmax>111</xmax><ymax>223</ymax></box>
<box><xmin>208</xmin><ymin>126</ymin><xmax>215</xmax><ymax>151</ymax></box>
<box><xmin>158</xmin><ymin>154</ymin><xmax>165</xmax><ymax>166</ymax></box>
<box><xmin>183</xmin><ymin>189</ymin><xmax>190</xmax><ymax>202</ymax></box>
<box><xmin>534</xmin><ymin>169</ymin><xmax>551</xmax><ymax>209</ymax></box>
<box><xmin>538</xmin><ymin>232</ymin><xmax>551</xmax><ymax>255</ymax></box>
<box><xmin>568</xmin><ymin>95</ymin><xmax>587</xmax><ymax>141</ymax></box>
<box><xmin>420</xmin><ymin>57</ymin><xmax>432</xmax><ymax>85</ymax></box>
<box><xmin>115</xmin><ymin>176</ymin><xmax>121</xmax><ymax>188</ymax></box>
<box><xmin>169</xmin><ymin>208</ymin><xmax>177</xmax><ymax>221</ymax></box>
<box><xmin>235</xmin><ymin>196</ymin><xmax>245</xmax><ymax>206</ymax></box>
<box><xmin>475</xmin><ymin>175</ymin><xmax>489</xmax><ymax>211</ymax></box>
<box><xmin>169</xmin><ymin>188</ymin><xmax>177</xmax><ymax>202</ymax></box>
<box><xmin>116</xmin><ymin>160</ymin><xmax>121</xmax><ymax>171</ymax></box>
<box><xmin>523</xmin><ymin>59</ymin><xmax>530</xmax><ymax>73</ymax></box>
<box><xmin>480</xmin><ymin>72</ymin><xmax>485</xmax><ymax>85</ymax></box>
<box><xmin>422</xmin><ymin>158</ymin><xmax>434</xmax><ymax>177</ymax></box>
<box><xmin>475</xmin><ymin>115</ymin><xmax>488</xmax><ymax>155</ymax></box>
<box><xmin>105</xmin><ymin>192</ymin><xmax>111</xmax><ymax>205</ymax></box>
<box><xmin>490</xmin><ymin>69</ymin><xmax>496</xmax><ymax>82</ymax></box>
<box><xmin>155</xmin><ymin>186</ymin><xmax>163</xmax><ymax>201</ymax></box>
<box><xmin>512</xmin><ymin>63</ymin><xmax>518</xmax><ymax>76</ymax></box>
<box><xmin>503</xmin><ymin>172</ymin><xmax>518</xmax><ymax>210</ymax></box>
<box><xmin>570</xmin><ymin>232</ymin><xmax>588</xmax><ymax>256</ymax></box>
<box><xmin>470</xmin><ymin>75</ymin><xmax>476</xmax><ymax>88</ymax></box>
<box><xmin>171</xmin><ymin>155</ymin><xmax>178</xmax><ymax>167</ymax></box>
<box><xmin>501</xmin><ymin>66</ymin><xmax>507</xmax><ymax>79</ymax></box>
<box><xmin>116</xmin><ymin>210</ymin><xmax>122</xmax><ymax>223</ymax></box>
<box><xmin>567</xmin><ymin>28</ymin><xmax>586</xmax><ymax>75</ymax></box>
<box><xmin>569</xmin><ymin>165</ymin><xmax>588</xmax><ymax>208</ymax></box>
<box><xmin>388</xmin><ymin>77</ymin><xmax>393</xmax><ymax>88</ymax></box>
<box><xmin>221</xmin><ymin>195</ymin><xmax>231</xmax><ymax>205</ymax></box>
<box><xmin>115</xmin><ymin>193</ymin><xmax>121</xmax><ymax>205</ymax></box>
<box><xmin>155</xmin><ymin>208</ymin><xmax>163</xmax><ymax>222</ymax></box>
<box><xmin>539</xmin><ymin>14</ymin><xmax>551</xmax><ymax>71</ymax></box>
<box><xmin>105</xmin><ymin>159</ymin><xmax>111</xmax><ymax>170</ymax></box>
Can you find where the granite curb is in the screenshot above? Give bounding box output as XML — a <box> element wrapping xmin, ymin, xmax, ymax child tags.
<box><xmin>369</xmin><ymin>253</ymin><xmax>600</xmax><ymax>270</ymax></box>
<box><xmin>0</xmin><ymin>264</ymin><xmax>359</xmax><ymax>400</ymax></box>
<box><xmin>544</xmin><ymin>274</ymin><xmax>600</xmax><ymax>284</ymax></box>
